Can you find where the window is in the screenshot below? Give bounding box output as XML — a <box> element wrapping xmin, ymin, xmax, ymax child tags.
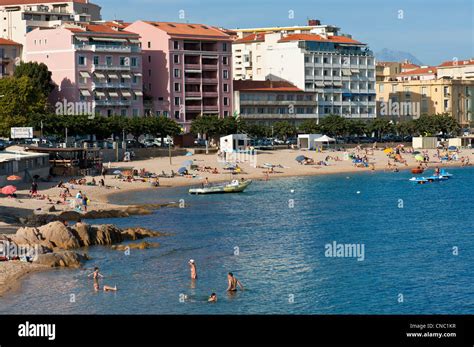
<box><xmin>223</xmin><ymin>56</ymin><xmax>228</xmax><ymax>65</ymax></box>
<box><xmin>443</xmin><ymin>86</ymin><xmax>449</xmax><ymax>96</ymax></box>
<box><xmin>224</xmin><ymin>97</ymin><xmax>229</xmax><ymax>106</ymax></box>
<box><xmin>133</xmin><ymin>109</ymin><xmax>139</xmax><ymax>117</ymax></box>
<box><xmin>174</xmin><ymin>55</ymin><xmax>179</xmax><ymax>64</ymax></box>
<box><xmin>148</xmin><ymin>69</ymin><xmax>152</xmax><ymax>77</ymax></box>
<box><xmin>174</xmin><ymin>83</ymin><xmax>180</xmax><ymax>92</ymax></box>
<box><xmin>133</xmin><ymin>76</ymin><xmax>138</xmax><ymax>84</ymax></box>
<box><xmin>323</xmin><ymin>57</ymin><xmax>329</xmax><ymax>63</ymax></box>
<box><xmin>223</xmin><ymin>83</ymin><xmax>229</xmax><ymax>92</ymax></box>
<box><xmin>147</xmin><ymin>41</ymin><xmax>151</xmax><ymax>48</ymax></box>
<box><xmin>121</xmin><ymin>109</ymin><xmax>127</xmax><ymax>117</ymax></box>
<box><xmin>131</xmin><ymin>57</ymin><xmax>138</xmax><ymax>67</ymax></box>
<box><xmin>444</xmin><ymin>99</ymin><xmax>449</xmax><ymax>110</ymax></box>
<box><xmin>391</xmin><ymin>84</ymin><xmax>397</xmax><ymax>93</ymax></box>
<box><xmin>222</xmin><ymin>42</ymin><xmax>228</xmax><ymax>51</ymax></box>
<box><xmin>421</xmin><ymin>86</ymin><xmax>427</xmax><ymax>97</ymax></box>
<box><xmin>173</xmin><ymin>41</ymin><xmax>179</xmax><ymax>50</ymax></box>
<box><xmin>224</xmin><ymin>110</ymin><xmax>229</xmax><ymax>117</ymax></box>
<box><xmin>223</xmin><ymin>70</ymin><xmax>229</xmax><ymax>79</ymax></box>
<box><xmin>93</xmin><ymin>56</ymin><xmax>99</xmax><ymax>65</ymax></box>
<box><xmin>174</xmin><ymin>97</ymin><xmax>180</xmax><ymax>106</ymax></box>
<box><xmin>106</xmin><ymin>56</ymin><xmax>112</xmax><ymax>66</ymax></box>
<box><xmin>174</xmin><ymin>69</ymin><xmax>181</xmax><ymax>78</ymax></box>
<box><xmin>78</xmin><ymin>56</ymin><xmax>86</xmax><ymax>65</ymax></box>
<box><xmin>120</xmin><ymin>57</ymin><xmax>127</xmax><ymax>66</ymax></box>
<box><xmin>148</xmin><ymin>55</ymin><xmax>151</xmax><ymax>63</ymax></box>
<box><xmin>174</xmin><ymin>111</ymin><xmax>180</xmax><ymax>119</ymax></box>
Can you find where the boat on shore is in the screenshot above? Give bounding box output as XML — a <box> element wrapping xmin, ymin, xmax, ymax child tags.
<box><xmin>411</xmin><ymin>168</ymin><xmax>424</xmax><ymax>174</ymax></box>
<box><xmin>189</xmin><ymin>179</ymin><xmax>252</xmax><ymax>194</ymax></box>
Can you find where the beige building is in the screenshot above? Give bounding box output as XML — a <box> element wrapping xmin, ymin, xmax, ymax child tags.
<box><xmin>0</xmin><ymin>0</ymin><xmax>101</xmax><ymax>57</ymax></box>
<box><xmin>376</xmin><ymin>61</ymin><xmax>474</xmax><ymax>126</ymax></box>
<box><xmin>0</xmin><ymin>37</ymin><xmax>21</xmax><ymax>77</ymax></box>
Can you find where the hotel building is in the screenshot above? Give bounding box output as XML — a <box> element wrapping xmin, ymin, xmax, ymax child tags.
<box><xmin>0</xmin><ymin>37</ymin><xmax>21</xmax><ymax>77</ymax></box>
<box><xmin>233</xmin><ymin>80</ymin><xmax>317</xmax><ymax>126</ymax></box>
<box><xmin>126</xmin><ymin>21</ymin><xmax>233</xmax><ymax>132</ymax></box>
<box><xmin>232</xmin><ymin>20</ymin><xmax>376</xmax><ymax>121</ymax></box>
<box><xmin>25</xmin><ymin>23</ymin><xmax>143</xmax><ymax>117</ymax></box>
<box><xmin>376</xmin><ymin>60</ymin><xmax>474</xmax><ymax>125</ymax></box>
<box><xmin>0</xmin><ymin>0</ymin><xmax>101</xmax><ymax>57</ymax></box>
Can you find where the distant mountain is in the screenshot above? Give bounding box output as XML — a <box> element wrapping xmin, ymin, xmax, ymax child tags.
<box><xmin>375</xmin><ymin>48</ymin><xmax>424</xmax><ymax>65</ymax></box>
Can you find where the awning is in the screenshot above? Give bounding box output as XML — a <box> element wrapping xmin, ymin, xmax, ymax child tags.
<box><xmin>121</xmin><ymin>74</ymin><xmax>132</xmax><ymax>79</ymax></box>
<box><xmin>315</xmin><ymin>82</ymin><xmax>325</xmax><ymax>87</ymax></box>
<box><xmin>134</xmin><ymin>72</ymin><xmax>142</xmax><ymax>77</ymax></box>
<box><xmin>324</xmin><ymin>82</ymin><xmax>333</xmax><ymax>86</ymax></box>
<box><xmin>108</xmin><ymin>92</ymin><xmax>119</xmax><ymax>97</ymax></box>
<box><xmin>129</xmin><ymin>39</ymin><xmax>141</xmax><ymax>44</ymax></box>
<box><xmin>80</xmin><ymin>90</ymin><xmax>91</xmax><ymax>96</ymax></box>
<box><xmin>342</xmin><ymin>69</ymin><xmax>352</xmax><ymax>76</ymax></box>
<box><xmin>351</xmin><ymin>69</ymin><xmax>360</xmax><ymax>73</ymax></box>
<box><xmin>92</xmin><ymin>37</ymin><xmax>127</xmax><ymax>42</ymax></box>
<box><xmin>79</xmin><ymin>71</ymin><xmax>90</xmax><ymax>78</ymax></box>
<box><xmin>121</xmin><ymin>91</ymin><xmax>132</xmax><ymax>97</ymax></box>
<box><xmin>134</xmin><ymin>91</ymin><xmax>143</xmax><ymax>97</ymax></box>
<box><xmin>76</xmin><ymin>36</ymin><xmax>89</xmax><ymax>42</ymax></box>
<box><xmin>94</xmin><ymin>72</ymin><xmax>106</xmax><ymax>79</ymax></box>
<box><xmin>108</xmin><ymin>74</ymin><xmax>119</xmax><ymax>79</ymax></box>
<box><xmin>95</xmin><ymin>91</ymin><xmax>106</xmax><ymax>97</ymax></box>
<box><xmin>333</xmin><ymin>82</ymin><xmax>343</xmax><ymax>87</ymax></box>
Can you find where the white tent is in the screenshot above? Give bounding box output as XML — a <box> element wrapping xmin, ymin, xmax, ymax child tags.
<box><xmin>314</xmin><ymin>135</ymin><xmax>336</xmax><ymax>143</ymax></box>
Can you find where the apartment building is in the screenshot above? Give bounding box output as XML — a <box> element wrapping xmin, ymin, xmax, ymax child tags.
<box><xmin>437</xmin><ymin>59</ymin><xmax>474</xmax><ymax>79</ymax></box>
<box><xmin>25</xmin><ymin>23</ymin><xmax>143</xmax><ymax>117</ymax></box>
<box><xmin>232</xmin><ymin>20</ymin><xmax>376</xmax><ymax>121</ymax></box>
<box><xmin>126</xmin><ymin>21</ymin><xmax>233</xmax><ymax>132</ymax></box>
<box><xmin>234</xmin><ymin>80</ymin><xmax>317</xmax><ymax>126</ymax></box>
<box><xmin>0</xmin><ymin>37</ymin><xmax>21</xmax><ymax>77</ymax></box>
<box><xmin>376</xmin><ymin>62</ymin><xmax>474</xmax><ymax>125</ymax></box>
<box><xmin>0</xmin><ymin>0</ymin><xmax>101</xmax><ymax>56</ymax></box>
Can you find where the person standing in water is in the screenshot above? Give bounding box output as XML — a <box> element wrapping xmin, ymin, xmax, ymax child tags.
<box><xmin>189</xmin><ymin>259</ymin><xmax>197</xmax><ymax>279</ymax></box>
<box><xmin>226</xmin><ymin>272</ymin><xmax>244</xmax><ymax>292</ymax></box>
<box><xmin>88</xmin><ymin>267</ymin><xmax>117</xmax><ymax>292</ymax></box>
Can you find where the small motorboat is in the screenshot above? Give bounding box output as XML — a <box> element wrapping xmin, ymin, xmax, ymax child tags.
<box><xmin>426</xmin><ymin>175</ymin><xmax>448</xmax><ymax>182</ymax></box>
<box><xmin>411</xmin><ymin>168</ymin><xmax>424</xmax><ymax>174</ymax></box>
<box><xmin>439</xmin><ymin>170</ymin><xmax>453</xmax><ymax>178</ymax></box>
<box><xmin>189</xmin><ymin>179</ymin><xmax>252</xmax><ymax>195</ymax></box>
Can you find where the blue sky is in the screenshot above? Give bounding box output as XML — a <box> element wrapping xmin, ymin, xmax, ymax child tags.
<box><xmin>97</xmin><ymin>0</ymin><xmax>473</xmax><ymax>65</ymax></box>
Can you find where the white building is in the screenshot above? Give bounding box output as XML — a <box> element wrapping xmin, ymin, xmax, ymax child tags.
<box><xmin>0</xmin><ymin>0</ymin><xmax>102</xmax><ymax>57</ymax></box>
<box><xmin>220</xmin><ymin>134</ymin><xmax>250</xmax><ymax>153</ymax></box>
<box><xmin>437</xmin><ymin>59</ymin><xmax>474</xmax><ymax>80</ymax></box>
<box><xmin>232</xmin><ymin>20</ymin><xmax>376</xmax><ymax>120</ymax></box>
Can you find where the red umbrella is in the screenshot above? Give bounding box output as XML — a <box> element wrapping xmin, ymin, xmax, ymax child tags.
<box><xmin>1</xmin><ymin>185</ymin><xmax>17</xmax><ymax>195</ymax></box>
<box><xmin>7</xmin><ymin>175</ymin><xmax>21</xmax><ymax>181</ymax></box>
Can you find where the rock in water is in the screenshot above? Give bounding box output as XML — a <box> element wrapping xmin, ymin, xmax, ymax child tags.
<box><xmin>111</xmin><ymin>241</ymin><xmax>160</xmax><ymax>251</ymax></box>
<box><xmin>72</xmin><ymin>222</ymin><xmax>92</xmax><ymax>247</ymax></box>
<box><xmin>37</xmin><ymin>221</ymin><xmax>81</xmax><ymax>250</ymax></box>
<box><xmin>90</xmin><ymin>224</ymin><xmax>123</xmax><ymax>245</ymax></box>
<box><xmin>34</xmin><ymin>251</ymin><xmax>89</xmax><ymax>268</ymax></box>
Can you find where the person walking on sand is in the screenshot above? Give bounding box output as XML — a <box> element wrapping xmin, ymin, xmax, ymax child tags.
<box><xmin>82</xmin><ymin>194</ymin><xmax>89</xmax><ymax>212</ymax></box>
<box><xmin>101</xmin><ymin>166</ymin><xmax>107</xmax><ymax>181</ymax></box>
<box><xmin>226</xmin><ymin>272</ymin><xmax>244</xmax><ymax>292</ymax></box>
<box><xmin>30</xmin><ymin>181</ymin><xmax>38</xmax><ymax>197</ymax></box>
<box><xmin>189</xmin><ymin>259</ymin><xmax>197</xmax><ymax>279</ymax></box>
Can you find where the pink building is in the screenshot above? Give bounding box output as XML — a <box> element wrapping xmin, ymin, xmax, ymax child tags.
<box><xmin>126</xmin><ymin>21</ymin><xmax>233</xmax><ymax>131</ymax></box>
<box><xmin>25</xmin><ymin>23</ymin><xmax>143</xmax><ymax>117</ymax></box>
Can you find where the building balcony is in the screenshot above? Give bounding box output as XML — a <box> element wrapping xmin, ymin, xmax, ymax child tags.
<box><xmin>239</xmin><ymin>100</ymin><xmax>314</xmax><ymax>106</ymax></box>
<box><xmin>94</xmin><ymin>100</ymin><xmax>132</xmax><ymax>107</ymax></box>
<box><xmin>185</xmin><ymin>77</ymin><xmax>201</xmax><ymax>83</ymax></box>
<box><xmin>202</xmin><ymin>64</ymin><xmax>218</xmax><ymax>70</ymax></box>
<box><xmin>92</xmin><ymin>64</ymin><xmax>131</xmax><ymax>71</ymax></box>
<box><xmin>185</xmin><ymin>91</ymin><xmax>202</xmax><ymax>98</ymax></box>
<box><xmin>202</xmin><ymin>91</ymin><xmax>218</xmax><ymax>97</ymax></box>
<box><xmin>240</xmin><ymin>114</ymin><xmax>318</xmax><ymax>120</ymax></box>
<box><xmin>186</xmin><ymin>105</ymin><xmax>202</xmax><ymax>111</ymax></box>
<box><xmin>75</xmin><ymin>44</ymin><xmax>139</xmax><ymax>53</ymax></box>
<box><xmin>202</xmin><ymin>78</ymin><xmax>218</xmax><ymax>84</ymax></box>
<box><xmin>203</xmin><ymin>105</ymin><xmax>219</xmax><ymax>111</ymax></box>
<box><xmin>92</xmin><ymin>82</ymin><xmax>132</xmax><ymax>89</ymax></box>
<box><xmin>184</xmin><ymin>64</ymin><xmax>201</xmax><ymax>71</ymax></box>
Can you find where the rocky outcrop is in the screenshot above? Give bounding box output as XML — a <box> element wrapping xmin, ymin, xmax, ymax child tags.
<box><xmin>111</xmin><ymin>241</ymin><xmax>160</xmax><ymax>251</ymax></box>
<box><xmin>1</xmin><ymin>222</ymin><xmax>164</xmax><ymax>269</ymax></box>
<box><xmin>34</xmin><ymin>251</ymin><xmax>89</xmax><ymax>268</ymax></box>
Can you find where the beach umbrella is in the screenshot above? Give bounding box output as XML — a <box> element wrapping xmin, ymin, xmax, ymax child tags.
<box><xmin>412</xmin><ymin>151</ymin><xmax>421</xmax><ymax>155</ymax></box>
<box><xmin>177</xmin><ymin>167</ymin><xmax>187</xmax><ymax>174</ymax></box>
<box><xmin>295</xmin><ymin>155</ymin><xmax>306</xmax><ymax>162</ymax></box>
<box><xmin>113</xmin><ymin>170</ymin><xmax>122</xmax><ymax>175</ymax></box>
<box><xmin>182</xmin><ymin>160</ymin><xmax>193</xmax><ymax>167</ymax></box>
<box><xmin>1</xmin><ymin>185</ymin><xmax>17</xmax><ymax>195</ymax></box>
<box><xmin>6</xmin><ymin>175</ymin><xmax>21</xmax><ymax>181</ymax></box>
<box><xmin>414</xmin><ymin>154</ymin><xmax>424</xmax><ymax>161</ymax></box>
<box><xmin>448</xmin><ymin>146</ymin><xmax>457</xmax><ymax>151</ymax></box>
<box><xmin>185</xmin><ymin>152</ymin><xmax>193</xmax><ymax>156</ymax></box>
<box><xmin>263</xmin><ymin>163</ymin><xmax>274</xmax><ymax>168</ymax></box>
<box><xmin>383</xmin><ymin>148</ymin><xmax>393</xmax><ymax>154</ymax></box>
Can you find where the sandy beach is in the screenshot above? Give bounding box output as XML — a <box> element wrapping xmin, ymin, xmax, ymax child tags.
<box><xmin>0</xmin><ymin>145</ymin><xmax>472</xmax><ymax>297</ymax></box>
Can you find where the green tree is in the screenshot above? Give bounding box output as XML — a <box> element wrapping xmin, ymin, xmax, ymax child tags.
<box><xmin>273</xmin><ymin>121</ymin><xmax>297</xmax><ymax>140</ymax></box>
<box><xmin>0</xmin><ymin>76</ymin><xmax>48</xmax><ymax>137</ymax></box>
<box><xmin>319</xmin><ymin>115</ymin><xmax>347</xmax><ymax>137</ymax></box>
<box><xmin>190</xmin><ymin>114</ymin><xmax>223</xmax><ymax>140</ymax></box>
<box><xmin>367</xmin><ymin>118</ymin><xmax>394</xmax><ymax>140</ymax></box>
<box><xmin>346</xmin><ymin>120</ymin><xmax>367</xmax><ymax>137</ymax></box>
<box><xmin>14</xmin><ymin>62</ymin><xmax>54</xmax><ymax>97</ymax></box>
<box><xmin>298</xmin><ymin>119</ymin><xmax>320</xmax><ymax>134</ymax></box>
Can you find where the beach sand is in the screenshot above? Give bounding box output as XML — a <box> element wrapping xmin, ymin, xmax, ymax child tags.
<box><xmin>0</xmin><ymin>145</ymin><xmax>472</xmax><ymax>297</ymax></box>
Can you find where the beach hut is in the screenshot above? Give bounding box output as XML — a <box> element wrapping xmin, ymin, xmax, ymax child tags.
<box><xmin>220</xmin><ymin>134</ymin><xmax>250</xmax><ymax>153</ymax></box>
<box><xmin>412</xmin><ymin>136</ymin><xmax>437</xmax><ymax>149</ymax></box>
<box><xmin>314</xmin><ymin>135</ymin><xmax>336</xmax><ymax>149</ymax></box>
<box><xmin>297</xmin><ymin>134</ymin><xmax>322</xmax><ymax>150</ymax></box>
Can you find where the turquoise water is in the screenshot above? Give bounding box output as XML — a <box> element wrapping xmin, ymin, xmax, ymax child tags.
<box><xmin>1</xmin><ymin>167</ymin><xmax>474</xmax><ymax>314</ymax></box>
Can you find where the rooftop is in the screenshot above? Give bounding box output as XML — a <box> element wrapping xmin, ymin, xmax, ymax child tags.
<box><xmin>277</xmin><ymin>33</ymin><xmax>362</xmax><ymax>45</ymax></box>
<box><xmin>234</xmin><ymin>80</ymin><xmax>303</xmax><ymax>92</ymax></box>
<box><xmin>65</xmin><ymin>23</ymin><xmax>138</xmax><ymax>37</ymax></box>
<box><xmin>438</xmin><ymin>59</ymin><xmax>474</xmax><ymax>68</ymax></box>
<box><xmin>142</xmin><ymin>21</ymin><xmax>230</xmax><ymax>39</ymax></box>
<box><xmin>234</xmin><ymin>33</ymin><xmax>266</xmax><ymax>44</ymax></box>
<box><xmin>398</xmin><ymin>66</ymin><xmax>437</xmax><ymax>76</ymax></box>
<box><xmin>0</xmin><ymin>37</ymin><xmax>21</xmax><ymax>46</ymax></box>
<box><xmin>0</xmin><ymin>0</ymin><xmax>87</xmax><ymax>5</ymax></box>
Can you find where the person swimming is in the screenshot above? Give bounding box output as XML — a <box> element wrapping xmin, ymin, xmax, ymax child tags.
<box><xmin>226</xmin><ymin>272</ymin><xmax>244</xmax><ymax>292</ymax></box>
<box><xmin>208</xmin><ymin>293</ymin><xmax>217</xmax><ymax>302</ymax></box>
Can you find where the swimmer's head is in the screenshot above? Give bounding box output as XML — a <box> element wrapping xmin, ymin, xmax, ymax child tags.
<box><xmin>94</xmin><ymin>267</ymin><xmax>99</xmax><ymax>271</ymax></box>
<box><xmin>228</xmin><ymin>272</ymin><xmax>233</xmax><ymax>278</ymax></box>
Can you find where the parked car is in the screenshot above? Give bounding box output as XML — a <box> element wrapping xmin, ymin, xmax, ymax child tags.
<box><xmin>194</xmin><ymin>138</ymin><xmax>207</xmax><ymax>147</ymax></box>
<box><xmin>126</xmin><ymin>139</ymin><xmax>145</xmax><ymax>148</ymax></box>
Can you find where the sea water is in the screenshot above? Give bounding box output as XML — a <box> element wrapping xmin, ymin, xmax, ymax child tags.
<box><xmin>1</xmin><ymin>168</ymin><xmax>473</xmax><ymax>314</ymax></box>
